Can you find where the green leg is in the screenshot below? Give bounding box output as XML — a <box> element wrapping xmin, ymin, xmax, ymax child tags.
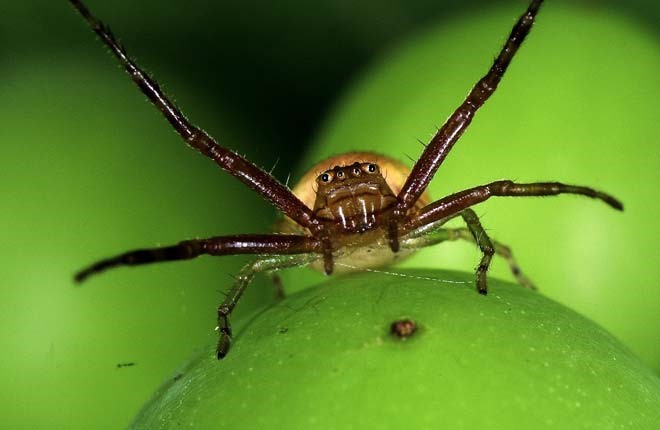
<box><xmin>450</xmin><ymin>228</ymin><xmax>537</xmax><ymax>291</ymax></box>
<box><xmin>216</xmin><ymin>253</ymin><xmax>319</xmax><ymax>360</ymax></box>
<box><xmin>269</xmin><ymin>273</ymin><xmax>286</xmax><ymax>300</ymax></box>
<box><xmin>401</xmin><ymin>212</ymin><xmax>536</xmax><ymax>291</ymax></box>
<box><xmin>460</xmin><ymin>209</ymin><xmax>494</xmax><ymax>295</ymax></box>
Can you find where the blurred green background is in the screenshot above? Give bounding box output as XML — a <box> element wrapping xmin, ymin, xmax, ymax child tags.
<box><xmin>1</xmin><ymin>0</ymin><xmax>658</xmax><ymax>428</ymax></box>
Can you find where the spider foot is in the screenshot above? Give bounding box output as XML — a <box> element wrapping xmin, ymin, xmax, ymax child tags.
<box><xmin>515</xmin><ymin>272</ymin><xmax>538</xmax><ymax>291</ymax></box>
<box><xmin>476</xmin><ymin>264</ymin><xmax>489</xmax><ymax>295</ymax></box>
<box><xmin>271</xmin><ymin>273</ymin><xmax>286</xmax><ymax>300</ymax></box>
<box><xmin>216</xmin><ymin>331</ymin><xmax>232</xmax><ymax>360</ymax></box>
<box><xmin>476</xmin><ymin>279</ymin><xmax>488</xmax><ymax>295</ymax></box>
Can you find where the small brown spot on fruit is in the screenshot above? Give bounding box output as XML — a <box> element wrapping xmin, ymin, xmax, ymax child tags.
<box><xmin>390</xmin><ymin>318</ymin><xmax>417</xmax><ymax>339</ymax></box>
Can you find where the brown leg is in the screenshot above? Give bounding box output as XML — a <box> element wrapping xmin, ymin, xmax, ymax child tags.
<box><xmin>407</xmin><ymin>180</ymin><xmax>623</xmax><ymax>232</ymax></box>
<box><xmin>68</xmin><ymin>0</ymin><xmax>319</xmax><ymax>232</ymax></box>
<box><xmin>74</xmin><ymin>234</ymin><xmax>321</xmax><ymax>283</ymax></box>
<box><xmin>394</xmin><ymin>0</ymin><xmax>544</xmax><ymax>216</ymax></box>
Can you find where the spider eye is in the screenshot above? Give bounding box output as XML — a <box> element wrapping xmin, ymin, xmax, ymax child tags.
<box><xmin>336</xmin><ymin>170</ymin><xmax>344</xmax><ymax>178</ymax></box>
<box><xmin>353</xmin><ymin>166</ymin><xmax>361</xmax><ymax>175</ymax></box>
<box><xmin>362</xmin><ymin>163</ymin><xmax>378</xmax><ymax>174</ymax></box>
<box><xmin>319</xmin><ymin>173</ymin><xmax>332</xmax><ymax>183</ymax></box>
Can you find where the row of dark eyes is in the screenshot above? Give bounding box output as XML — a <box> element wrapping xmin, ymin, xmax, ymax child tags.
<box><xmin>318</xmin><ymin>163</ymin><xmax>378</xmax><ymax>183</ymax></box>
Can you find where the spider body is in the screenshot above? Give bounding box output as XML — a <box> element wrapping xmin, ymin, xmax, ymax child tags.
<box><xmin>285</xmin><ymin>152</ymin><xmax>430</xmax><ymax>273</ymax></box>
<box><xmin>313</xmin><ymin>161</ymin><xmax>397</xmax><ymax>231</ymax></box>
<box><xmin>70</xmin><ymin>0</ymin><xmax>623</xmax><ymax>360</ymax></box>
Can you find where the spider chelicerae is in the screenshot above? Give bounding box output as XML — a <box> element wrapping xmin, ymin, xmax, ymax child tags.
<box><xmin>70</xmin><ymin>0</ymin><xmax>623</xmax><ymax>360</ymax></box>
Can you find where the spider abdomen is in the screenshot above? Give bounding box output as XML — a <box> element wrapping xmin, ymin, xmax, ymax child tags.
<box><xmin>309</xmin><ymin>228</ymin><xmax>417</xmax><ymax>274</ymax></box>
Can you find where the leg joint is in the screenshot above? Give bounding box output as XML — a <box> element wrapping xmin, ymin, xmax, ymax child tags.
<box><xmin>218</xmin><ymin>305</ymin><xmax>230</xmax><ymax>318</ymax></box>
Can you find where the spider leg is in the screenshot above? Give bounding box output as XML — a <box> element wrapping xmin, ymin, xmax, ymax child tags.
<box><xmin>74</xmin><ymin>234</ymin><xmax>321</xmax><ymax>283</ymax></box>
<box><xmin>404</xmin><ymin>209</ymin><xmax>493</xmax><ymax>294</ymax></box>
<box><xmin>68</xmin><ymin>0</ymin><xmax>319</xmax><ymax>232</ymax></box>
<box><xmin>402</xmin><ymin>180</ymin><xmax>622</xmax><ymax>292</ymax></box>
<box><xmin>407</xmin><ymin>180</ymin><xmax>623</xmax><ymax>233</ymax></box>
<box><xmin>488</xmin><ymin>239</ymin><xmax>536</xmax><ymax>290</ymax></box>
<box><xmin>270</xmin><ymin>273</ymin><xmax>286</xmax><ymax>300</ymax></box>
<box><xmin>392</xmin><ymin>0</ymin><xmax>544</xmax><ymax>248</ymax></box>
<box><xmin>458</xmin><ymin>209</ymin><xmax>494</xmax><ymax>295</ymax></box>
<box><xmin>216</xmin><ymin>254</ymin><xmax>319</xmax><ymax>359</ymax></box>
<box><xmin>455</xmin><ymin>228</ymin><xmax>536</xmax><ymax>291</ymax></box>
<box><xmin>402</xmin><ymin>226</ymin><xmax>536</xmax><ymax>290</ymax></box>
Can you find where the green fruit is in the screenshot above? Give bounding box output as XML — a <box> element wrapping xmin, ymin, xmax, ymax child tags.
<box><xmin>128</xmin><ymin>4</ymin><xmax>660</xmax><ymax>428</ymax></box>
<box><xmin>132</xmin><ymin>270</ymin><xmax>660</xmax><ymax>429</ymax></box>
<box><xmin>282</xmin><ymin>3</ymin><xmax>660</xmax><ymax>372</ymax></box>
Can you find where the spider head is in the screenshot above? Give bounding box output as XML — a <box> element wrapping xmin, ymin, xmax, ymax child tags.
<box><xmin>313</xmin><ymin>162</ymin><xmax>397</xmax><ymax>231</ymax></box>
<box><xmin>315</xmin><ymin>161</ymin><xmax>380</xmax><ymax>186</ymax></box>
<box><xmin>286</xmin><ymin>152</ymin><xmax>430</xmax><ymax>233</ymax></box>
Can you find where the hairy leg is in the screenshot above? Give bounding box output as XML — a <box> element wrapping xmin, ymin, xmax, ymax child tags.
<box><xmin>394</xmin><ymin>1</ymin><xmax>544</xmax><ymax>221</ymax></box>
<box><xmin>68</xmin><ymin>0</ymin><xmax>319</xmax><ymax>232</ymax></box>
<box><xmin>402</xmin><ymin>226</ymin><xmax>536</xmax><ymax>290</ymax></box>
<box><xmin>407</xmin><ymin>180</ymin><xmax>623</xmax><ymax>232</ymax></box>
<box><xmin>216</xmin><ymin>254</ymin><xmax>319</xmax><ymax>359</ymax></box>
<box><xmin>452</xmin><ymin>229</ymin><xmax>536</xmax><ymax>291</ymax></box>
<box><xmin>74</xmin><ymin>234</ymin><xmax>320</xmax><ymax>283</ymax></box>
<box><xmin>459</xmin><ymin>209</ymin><xmax>494</xmax><ymax>294</ymax></box>
<box><xmin>400</xmin><ymin>208</ymin><xmax>496</xmax><ymax>293</ymax></box>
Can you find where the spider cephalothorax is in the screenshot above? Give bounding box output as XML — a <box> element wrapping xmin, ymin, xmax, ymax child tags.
<box><xmin>71</xmin><ymin>0</ymin><xmax>623</xmax><ymax>359</ymax></box>
<box><xmin>286</xmin><ymin>152</ymin><xmax>429</xmax><ymax>232</ymax></box>
<box><xmin>283</xmin><ymin>152</ymin><xmax>432</xmax><ymax>274</ymax></box>
<box><xmin>313</xmin><ymin>161</ymin><xmax>396</xmax><ymax>231</ymax></box>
